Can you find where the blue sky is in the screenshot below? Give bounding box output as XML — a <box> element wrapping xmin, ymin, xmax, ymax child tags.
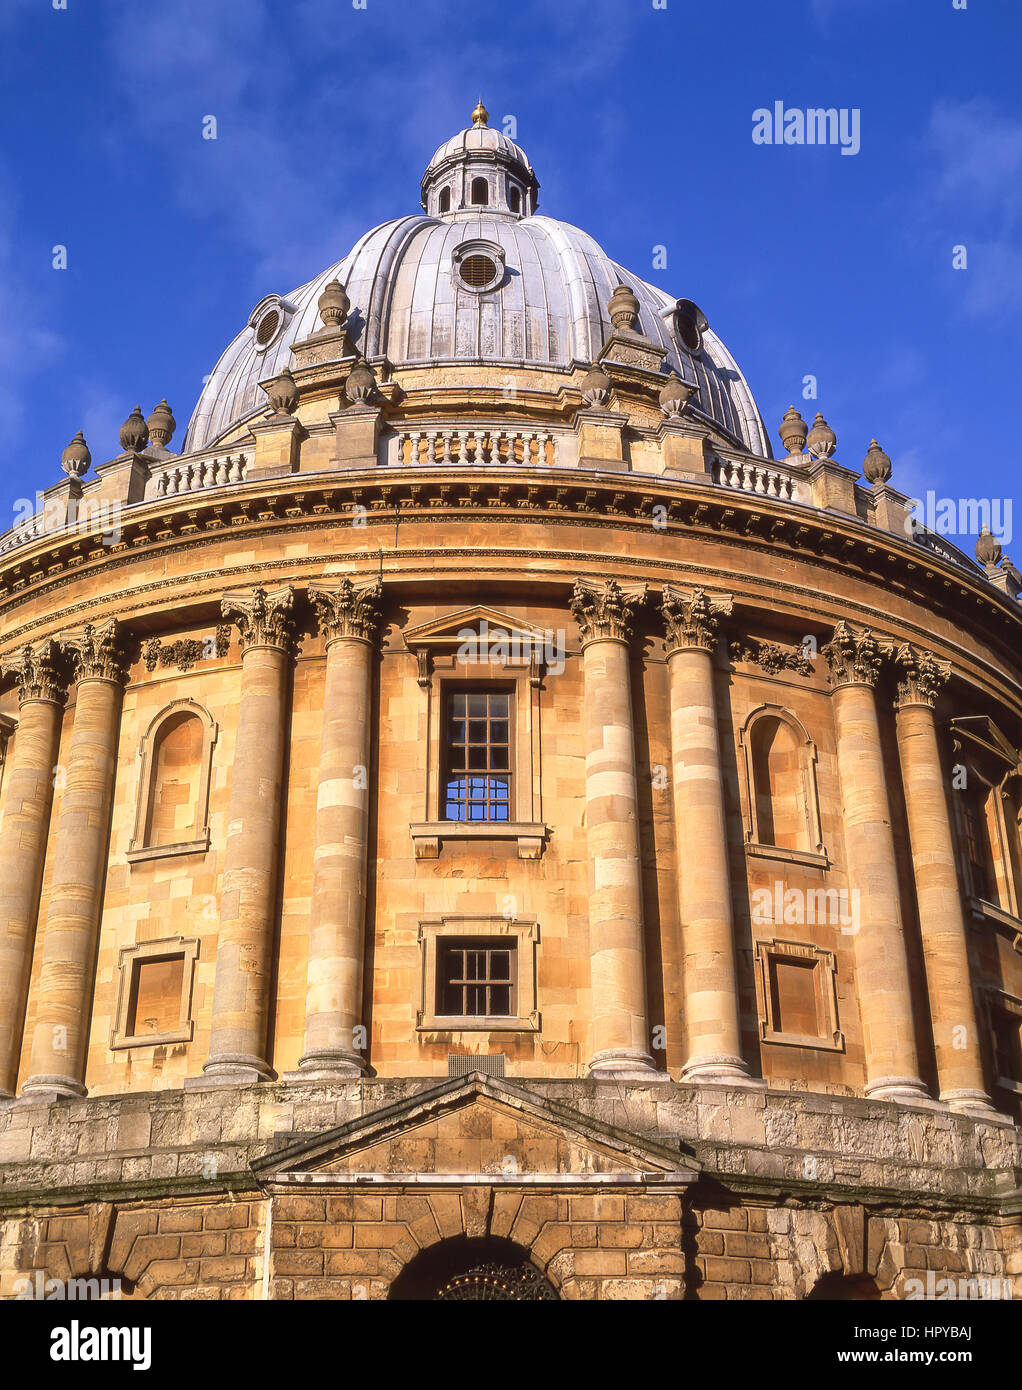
<box><xmin>1</xmin><ymin>0</ymin><xmax>1019</xmax><ymax>548</ymax></box>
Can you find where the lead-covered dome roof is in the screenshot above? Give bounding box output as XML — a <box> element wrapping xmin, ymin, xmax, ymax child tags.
<box><xmin>184</xmin><ymin>108</ymin><xmax>770</xmax><ymax>458</ymax></box>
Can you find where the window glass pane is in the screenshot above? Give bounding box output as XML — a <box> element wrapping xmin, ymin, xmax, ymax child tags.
<box><xmin>451</xmin><ymin>693</ymin><xmax>466</xmax><ymax>715</ymax></box>
<box><xmin>489</xmin><ymin>693</ymin><xmax>509</xmax><ymax>716</ymax></box>
<box><xmin>467</xmin><ymin>693</ymin><xmax>488</xmax><ymax>718</ymax></box>
<box><xmin>490</xmin><ymin>746</ymin><xmax>509</xmax><ymax>770</ymax></box>
<box><xmin>489</xmin><ymin>985</ymin><xmax>511</xmax><ymax>1015</ymax></box>
<box><xmin>468</xmin><ymin>745</ymin><xmax>488</xmax><ymax>770</ymax></box>
<box><xmin>490</xmin><ymin>720</ymin><xmax>509</xmax><ymax>744</ymax></box>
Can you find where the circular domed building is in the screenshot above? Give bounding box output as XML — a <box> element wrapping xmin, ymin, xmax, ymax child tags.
<box><xmin>0</xmin><ymin>105</ymin><xmax>1021</xmax><ymax>1302</ymax></box>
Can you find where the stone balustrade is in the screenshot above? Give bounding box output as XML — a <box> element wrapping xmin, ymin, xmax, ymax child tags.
<box><xmin>147</xmin><ymin>453</ymin><xmax>248</xmax><ymax>498</ymax></box>
<box><xmin>715</xmin><ymin>456</ymin><xmax>805</xmax><ymax>502</ymax></box>
<box><xmin>390</xmin><ymin>425</ymin><xmax>561</xmax><ymax>468</ymax></box>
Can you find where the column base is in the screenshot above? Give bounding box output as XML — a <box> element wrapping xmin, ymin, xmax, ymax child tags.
<box><xmin>680</xmin><ymin>1054</ymin><xmax>759</xmax><ymax>1086</ymax></box>
<box><xmin>292</xmin><ymin>1049</ymin><xmax>367</xmax><ymax>1080</ymax></box>
<box><xmin>864</xmin><ymin>1075</ymin><xmax>936</xmax><ymax>1105</ymax></box>
<box><xmin>19</xmin><ymin>1075</ymin><xmax>87</xmax><ymax>1101</ymax></box>
<box><xmin>587</xmin><ymin>1049</ymin><xmax>669</xmax><ymax>1082</ymax></box>
<box><xmin>941</xmin><ymin>1088</ymin><xmax>1009</xmax><ymax>1122</ymax></box>
<box><xmin>193</xmin><ymin>1054</ymin><xmax>275</xmax><ymax>1087</ymax></box>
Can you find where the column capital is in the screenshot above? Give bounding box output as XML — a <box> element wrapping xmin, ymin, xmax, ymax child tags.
<box><xmin>1</xmin><ymin>639</ymin><xmax>70</xmax><ymax>706</ymax></box>
<box><xmin>822</xmin><ymin>620</ymin><xmax>883</xmax><ymax>688</ymax></box>
<box><xmin>893</xmin><ymin>642</ymin><xmax>951</xmax><ymax>709</ymax></box>
<box><xmin>64</xmin><ymin>619</ymin><xmax>131</xmax><ymax>684</ymax></box>
<box><xmin>661</xmin><ymin>586</ymin><xmax>732</xmax><ymax>653</ymax></box>
<box><xmin>570</xmin><ymin>578</ymin><xmax>645</xmax><ymax>644</ymax></box>
<box><xmin>221</xmin><ymin>584</ymin><xmax>297</xmax><ymax>655</ymax></box>
<box><xmin>308</xmin><ymin>577</ymin><xmax>383</xmax><ymax>645</ymax></box>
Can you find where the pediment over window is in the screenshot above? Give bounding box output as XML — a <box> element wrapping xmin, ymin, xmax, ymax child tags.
<box><xmin>403</xmin><ymin>606</ymin><xmax>553</xmax><ymax>657</ymax></box>
<box><xmin>949</xmin><ymin>716</ymin><xmax>1020</xmax><ymax>776</ymax></box>
<box><xmin>251</xmin><ymin>1073</ymin><xmax>698</xmax><ymax>1186</ymax></box>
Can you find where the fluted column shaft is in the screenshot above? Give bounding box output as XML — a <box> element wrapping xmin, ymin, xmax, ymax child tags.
<box><xmin>824</xmin><ymin>623</ymin><xmax>928</xmax><ymax>1102</ymax></box>
<box><xmin>662</xmin><ymin>589</ymin><xmax>750</xmax><ymax>1083</ymax></box>
<box><xmin>571</xmin><ymin>580</ymin><xmax>658</xmax><ymax>1079</ymax></box>
<box><xmin>204</xmin><ymin>587</ymin><xmax>295</xmax><ymax>1083</ymax></box>
<box><xmin>299</xmin><ymin>580</ymin><xmax>381</xmax><ymax>1077</ymax></box>
<box><xmin>894</xmin><ymin>646</ymin><xmax>994</xmax><ymax>1114</ymax></box>
<box><xmin>0</xmin><ymin>644</ymin><xmax>68</xmax><ymax>1097</ymax></box>
<box><xmin>22</xmin><ymin>624</ymin><xmax>126</xmax><ymax>1099</ymax></box>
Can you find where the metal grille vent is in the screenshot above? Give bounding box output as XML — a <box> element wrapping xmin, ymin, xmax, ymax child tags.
<box><xmin>459</xmin><ymin>254</ymin><xmax>498</xmax><ymax>289</ymax></box>
<box><xmin>448</xmin><ymin>1053</ymin><xmax>505</xmax><ymax>1078</ymax></box>
<box><xmin>255</xmin><ymin>309</ymin><xmax>280</xmax><ymax>345</ymax></box>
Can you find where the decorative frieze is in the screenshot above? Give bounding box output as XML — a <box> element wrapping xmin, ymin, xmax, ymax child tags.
<box><xmin>143</xmin><ymin>627</ymin><xmax>231</xmax><ymax>674</ymax></box>
<box><xmin>660</xmin><ymin>586</ymin><xmax>732</xmax><ymax>653</ymax></box>
<box><xmin>570</xmin><ymin>577</ymin><xmax>645</xmax><ymax>644</ymax></box>
<box><xmin>1</xmin><ymin>639</ymin><xmax>69</xmax><ymax>705</ymax></box>
<box><xmin>308</xmin><ymin>577</ymin><xmax>383</xmax><ymax>644</ymax></box>
<box><xmin>821</xmin><ymin>620</ymin><xmax>882</xmax><ymax>688</ymax></box>
<box><xmin>729</xmin><ymin>635</ymin><xmax>813</xmax><ymax>677</ymax></box>
<box><xmin>221</xmin><ymin>584</ymin><xmax>297</xmax><ymax>654</ymax></box>
<box><xmin>893</xmin><ymin>642</ymin><xmax>951</xmax><ymax>709</ymax></box>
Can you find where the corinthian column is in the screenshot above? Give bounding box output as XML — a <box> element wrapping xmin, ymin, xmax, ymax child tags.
<box><xmin>203</xmin><ymin>586</ymin><xmax>296</xmax><ymax>1084</ymax></box>
<box><xmin>0</xmin><ymin>643</ymin><xmax>69</xmax><ymax>1098</ymax></box>
<box><xmin>662</xmin><ymin>588</ymin><xmax>751</xmax><ymax>1083</ymax></box>
<box><xmin>570</xmin><ymin>579</ymin><xmax>660</xmax><ymax>1079</ymax></box>
<box><xmin>22</xmin><ymin>622</ymin><xmax>128</xmax><ymax>1099</ymax></box>
<box><xmin>893</xmin><ymin>644</ymin><xmax>995</xmax><ymax>1115</ymax></box>
<box><xmin>822</xmin><ymin>621</ymin><xmax>928</xmax><ymax>1102</ymax></box>
<box><xmin>298</xmin><ymin>578</ymin><xmax>382</xmax><ymax>1078</ymax></box>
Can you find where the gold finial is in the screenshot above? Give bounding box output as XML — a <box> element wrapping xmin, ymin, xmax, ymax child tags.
<box><xmin>471</xmin><ymin>98</ymin><xmax>489</xmax><ymax>128</ymax></box>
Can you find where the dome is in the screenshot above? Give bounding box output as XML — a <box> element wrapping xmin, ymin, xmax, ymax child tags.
<box><xmin>183</xmin><ymin>109</ymin><xmax>770</xmax><ymax>457</ymax></box>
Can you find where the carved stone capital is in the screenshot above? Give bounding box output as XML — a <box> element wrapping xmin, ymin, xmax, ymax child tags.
<box><xmin>308</xmin><ymin>578</ymin><xmax>383</xmax><ymax>645</ymax></box>
<box><xmin>822</xmin><ymin>620</ymin><xmax>882</xmax><ymax>688</ymax></box>
<box><xmin>64</xmin><ymin>620</ymin><xmax>131</xmax><ymax>684</ymax></box>
<box><xmin>221</xmin><ymin>585</ymin><xmax>297</xmax><ymax>655</ymax></box>
<box><xmin>570</xmin><ymin>578</ymin><xmax>646</xmax><ymax>644</ymax></box>
<box><xmin>661</xmin><ymin>586</ymin><xmax>733</xmax><ymax>653</ymax></box>
<box><xmin>1</xmin><ymin>639</ymin><xmax>70</xmax><ymax>705</ymax></box>
<box><xmin>893</xmin><ymin>642</ymin><xmax>951</xmax><ymax>708</ymax></box>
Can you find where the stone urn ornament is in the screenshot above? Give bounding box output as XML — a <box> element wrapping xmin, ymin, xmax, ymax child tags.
<box><xmin>119</xmin><ymin>406</ymin><xmax>149</xmax><ymax>453</ymax></box>
<box><xmin>580</xmin><ymin>365</ymin><xmax>612</xmax><ymax>407</ymax></box>
<box><xmin>805</xmin><ymin>412</ymin><xmax>837</xmax><ymax>460</ymax></box>
<box><xmin>264</xmin><ymin>368</ymin><xmax>299</xmax><ymax>416</ymax></box>
<box><xmin>608</xmin><ymin>283</ymin><xmax>640</xmax><ymax>332</ymax></box>
<box><xmin>147</xmin><ymin>399</ymin><xmax>176</xmax><ymax>448</ymax></box>
<box><xmin>778</xmin><ymin>406</ymin><xmax>808</xmax><ymax>456</ymax></box>
<box><xmin>975</xmin><ymin>525</ymin><xmax>1002</xmax><ymax>567</ymax></box>
<box><xmin>318</xmin><ymin>279</ymin><xmax>350</xmax><ymax>331</ymax></box>
<box><xmin>61</xmin><ymin>430</ymin><xmax>91</xmax><ymax>478</ymax></box>
<box><xmin>862</xmin><ymin>439</ymin><xmax>892</xmax><ymax>484</ymax></box>
<box><xmin>346</xmin><ymin>357</ymin><xmax>377</xmax><ymax>404</ymax></box>
<box><xmin>658</xmin><ymin>371</ymin><xmax>695</xmax><ymax>419</ymax></box>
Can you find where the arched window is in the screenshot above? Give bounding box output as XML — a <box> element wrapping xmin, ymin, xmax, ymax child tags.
<box><xmin>470</xmin><ymin>176</ymin><xmax>489</xmax><ymax>206</ymax></box>
<box><xmin>508</xmin><ymin>185</ymin><xmax>521</xmax><ymax>214</ymax></box>
<box><xmin>438</xmin><ymin>186</ymin><xmax>451</xmax><ymax>214</ymax></box>
<box><xmin>740</xmin><ymin>706</ymin><xmax>825</xmax><ymax>863</ymax></box>
<box><xmin>129</xmin><ymin>700</ymin><xmax>218</xmax><ymax>861</ymax></box>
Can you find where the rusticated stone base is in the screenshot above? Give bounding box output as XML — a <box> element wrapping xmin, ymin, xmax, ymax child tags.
<box><xmin>1</xmin><ymin>1075</ymin><xmax>1019</xmax><ymax>1301</ymax></box>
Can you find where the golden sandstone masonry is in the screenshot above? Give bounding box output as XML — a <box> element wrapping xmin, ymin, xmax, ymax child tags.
<box><xmin>1</xmin><ymin>104</ymin><xmax>1022</xmax><ymax>1301</ymax></box>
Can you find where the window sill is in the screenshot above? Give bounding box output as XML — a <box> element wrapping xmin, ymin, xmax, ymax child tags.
<box><xmin>968</xmin><ymin>896</ymin><xmax>1022</xmax><ymax>936</ymax></box>
<box><xmin>416</xmin><ymin>1012</ymin><xmax>541</xmax><ymax>1034</ymax></box>
<box><xmin>760</xmin><ymin>1028</ymin><xmax>845</xmax><ymax>1053</ymax></box>
<box><xmin>110</xmin><ymin>1023</ymin><xmax>194</xmax><ymax>1051</ymax></box>
<box><xmin>410</xmin><ymin>821</ymin><xmax>548</xmax><ymax>860</ymax></box>
<box><xmin>745</xmin><ymin>841</ymin><xmax>829</xmax><ymax>870</ymax></box>
<box><xmin>126</xmin><ymin>834</ymin><xmax>211</xmax><ymax>865</ymax></box>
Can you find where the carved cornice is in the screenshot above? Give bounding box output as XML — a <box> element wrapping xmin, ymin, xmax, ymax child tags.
<box><xmin>143</xmin><ymin>627</ymin><xmax>231</xmax><ymax>674</ymax></box>
<box><xmin>308</xmin><ymin>577</ymin><xmax>383</xmax><ymax>645</ymax></box>
<box><xmin>893</xmin><ymin>642</ymin><xmax>951</xmax><ymax>709</ymax></box>
<box><xmin>729</xmin><ymin>636</ymin><xmax>814</xmax><ymax>677</ymax></box>
<box><xmin>661</xmin><ymin>586</ymin><xmax>733</xmax><ymax>653</ymax></box>
<box><xmin>821</xmin><ymin>620</ymin><xmax>883</xmax><ymax>689</ymax></box>
<box><xmin>64</xmin><ymin>619</ymin><xmax>131</xmax><ymax>684</ymax></box>
<box><xmin>570</xmin><ymin>577</ymin><xmax>646</xmax><ymax>644</ymax></box>
<box><xmin>0</xmin><ymin>638</ymin><xmax>70</xmax><ymax>705</ymax></box>
<box><xmin>221</xmin><ymin>584</ymin><xmax>297</xmax><ymax>655</ymax></box>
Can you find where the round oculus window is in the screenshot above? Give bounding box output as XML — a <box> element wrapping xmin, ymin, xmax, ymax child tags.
<box><xmin>676</xmin><ymin>310</ymin><xmax>702</xmax><ymax>354</ymax></box>
<box><xmin>255</xmin><ymin>309</ymin><xmax>280</xmax><ymax>345</ymax></box>
<box><xmin>459</xmin><ymin>254</ymin><xmax>499</xmax><ymax>290</ymax></box>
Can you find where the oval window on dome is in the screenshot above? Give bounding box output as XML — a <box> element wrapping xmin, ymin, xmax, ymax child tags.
<box><xmin>255</xmin><ymin>309</ymin><xmax>280</xmax><ymax>346</ymax></box>
<box><xmin>674</xmin><ymin>298</ymin><xmax>707</xmax><ymax>355</ymax></box>
<box><xmin>460</xmin><ymin>254</ymin><xmax>499</xmax><ymax>289</ymax></box>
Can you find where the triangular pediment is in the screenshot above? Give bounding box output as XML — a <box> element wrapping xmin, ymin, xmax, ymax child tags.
<box><xmin>403</xmin><ymin>606</ymin><xmax>551</xmax><ymax>651</ymax></box>
<box><xmin>252</xmin><ymin>1073</ymin><xmax>698</xmax><ymax>1184</ymax></box>
<box><xmin>950</xmin><ymin>715</ymin><xmax>1020</xmax><ymax>774</ymax></box>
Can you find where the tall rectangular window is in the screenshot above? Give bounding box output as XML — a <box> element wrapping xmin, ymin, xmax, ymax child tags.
<box><xmin>443</xmin><ymin>690</ymin><xmax>511</xmax><ymax>821</ymax></box>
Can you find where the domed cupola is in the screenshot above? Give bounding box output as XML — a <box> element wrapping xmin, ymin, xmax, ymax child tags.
<box><xmin>421</xmin><ymin>101</ymin><xmax>539</xmax><ymax>219</ymax></box>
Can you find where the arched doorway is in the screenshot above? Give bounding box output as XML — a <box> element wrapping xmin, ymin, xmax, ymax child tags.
<box><xmin>806</xmin><ymin>1271</ymin><xmax>880</xmax><ymax>1300</ymax></box>
<box><xmin>388</xmin><ymin>1236</ymin><xmax>558</xmax><ymax>1301</ymax></box>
